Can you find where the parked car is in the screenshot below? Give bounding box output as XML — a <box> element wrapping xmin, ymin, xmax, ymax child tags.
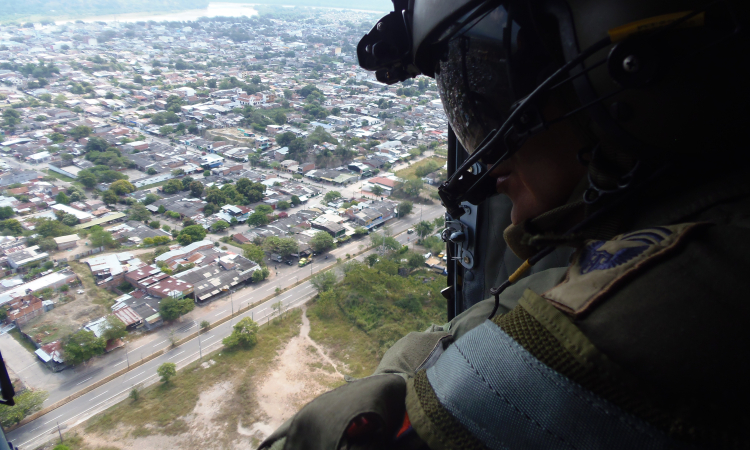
<box><xmin>285</xmin><ymin>260</ymin><xmax>293</xmax><ymax>266</ymax></box>
<box><xmin>407</xmin><ymin>228</ymin><xmax>415</xmax><ymax>234</ymax></box>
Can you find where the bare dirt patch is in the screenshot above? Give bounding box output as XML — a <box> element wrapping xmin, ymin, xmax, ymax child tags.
<box><xmin>244</xmin><ymin>306</ymin><xmax>344</xmax><ymax>442</ymax></box>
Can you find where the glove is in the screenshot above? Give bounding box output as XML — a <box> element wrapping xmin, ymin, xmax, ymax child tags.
<box><xmin>260</xmin><ymin>374</ymin><xmax>412</xmax><ymax>450</ymax></box>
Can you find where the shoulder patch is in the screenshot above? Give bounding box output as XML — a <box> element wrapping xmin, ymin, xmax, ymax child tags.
<box><xmin>543</xmin><ymin>223</ymin><xmax>705</xmax><ymax>316</ymax></box>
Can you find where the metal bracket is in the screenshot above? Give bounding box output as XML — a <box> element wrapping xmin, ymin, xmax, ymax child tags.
<box><xmin>442</xmin><ymin>202</ymin><xmax>478</xmax><ymax>269</ymax></box>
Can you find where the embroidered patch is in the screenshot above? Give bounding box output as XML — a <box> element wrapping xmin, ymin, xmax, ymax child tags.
<box><xmin>543</xmin><ymin>223</ymin><xmax>704</xmax><ymax>316</ymax></box>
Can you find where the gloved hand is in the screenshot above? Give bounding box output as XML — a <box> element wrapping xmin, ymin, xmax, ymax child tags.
<box><xmin>259</xmin><ymin>374</ymin><xmax>413</xmax><ymax>450</ymax></box>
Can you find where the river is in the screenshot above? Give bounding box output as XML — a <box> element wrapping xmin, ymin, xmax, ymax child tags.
<box><xmin>55</xmin><ymin>2</ymin><xmax>259</xmax><ymax>25</ymax></box>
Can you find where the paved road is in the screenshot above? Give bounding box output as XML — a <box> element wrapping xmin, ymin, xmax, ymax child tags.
<box><xmin>7</xmin><ymin>204</ymin><xmax>444</xmax><ymax>449</ymax></box>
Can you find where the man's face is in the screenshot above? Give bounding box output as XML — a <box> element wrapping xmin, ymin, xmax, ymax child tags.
<box><xmin>490</xmin><ymin>100</ymin><xmax>587</xmax><ymax>225</ymax></box>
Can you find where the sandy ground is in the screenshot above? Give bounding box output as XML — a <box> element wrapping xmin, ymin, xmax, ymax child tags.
<box><xmin>72</xmin><ymin>307</ymin><xmax>343</xmax><ymax>450</ymax></box>
<box><xmin>244</xmin><ymin>306</ymin><xmax>343</xmax><ymax>443</ymax></box>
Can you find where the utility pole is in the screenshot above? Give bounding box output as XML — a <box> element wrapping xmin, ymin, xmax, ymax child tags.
<box><xmin>57</xmin><ymin>421</ymin><xmax>63</xmax><ymax>443</ymax></box>
<box><xmin>198</xmin><ymin>335</ymin><xmax>202</xmax><ymax>359</ymax></box>
<box><xmin>125</xmin><ymin>346</ymin><xmax>130</xmax><ymax>369</ymax></box>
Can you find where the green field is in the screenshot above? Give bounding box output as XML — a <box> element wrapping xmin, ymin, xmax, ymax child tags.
<box><xmin>44</xmin><ymin>169</ymin><xmax>75</xmax><ymax>183</ymax></box>
<box><xmin>395</xmin><ymin>156</ymin><xmax>447</xmax><ymax>180</ymax></box>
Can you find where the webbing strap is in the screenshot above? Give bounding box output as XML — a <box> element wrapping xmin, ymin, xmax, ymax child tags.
<box><xmin>425</xmin><ymin>320</ymin><xmax>687</xmax><ymax>450</ymax></box>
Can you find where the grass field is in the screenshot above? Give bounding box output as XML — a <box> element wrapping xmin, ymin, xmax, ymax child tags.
<box><xmin>395</xmin><ymin>156</ymin><xmax>446</xmax><ymax>180</ymax></box>
<box><xmin>44</xmin><ymin>169</ymin><xmax>75</xmax><ymax>183</ymax></box>
<box><xmin>136</xmin><ymin>179</ymin><xmax>169</xmax><ymax>191</ymax></box>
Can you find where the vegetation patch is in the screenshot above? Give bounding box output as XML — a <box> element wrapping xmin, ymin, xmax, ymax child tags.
<box><xmin>308</xmin><ymin>261</ymin><xmax>447</xmax><ymax>378</ymax></box>
<box><xmin>45</xmin><ymin>169</ymin><xmax>75</xmax><ymax>182</ymax></box>
<box><xmin>395</xmin><ymin>156</ymin><xmax>446</xmax><ymax>181</ymax></box>
<box><xmin>68</xmin><ymin>261</ymin><xmax>118</xmax><ymax>307</ymax></box>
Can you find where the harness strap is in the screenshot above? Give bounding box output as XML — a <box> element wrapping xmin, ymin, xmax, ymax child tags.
<box><xmin>422</xmin><ymin>320</ymin><xmax>687</xmax><ymax>450</ymax></box>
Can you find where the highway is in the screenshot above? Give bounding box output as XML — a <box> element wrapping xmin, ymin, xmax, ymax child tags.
<box><xmin>7</xmin><ymin>203</ymin><xmax>445</xmax><ymax>449</ymax></box>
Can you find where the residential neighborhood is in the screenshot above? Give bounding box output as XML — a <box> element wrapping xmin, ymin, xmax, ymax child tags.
<box><xmin>0</xmin><ymin>7</ymin><xmax>452</xmax><ymax>448</ymax></box>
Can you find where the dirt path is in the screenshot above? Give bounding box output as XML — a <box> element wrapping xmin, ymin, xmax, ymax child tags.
<box><xmin>242</xmin><ymin>306</ymin><xmax>343</xmax><ymax>442</ymax></box>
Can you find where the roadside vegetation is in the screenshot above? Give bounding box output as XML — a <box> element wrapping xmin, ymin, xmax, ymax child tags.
<box><xmin>308</xmin><ymin>259</ymin><xmax>447</xmax><ymax>378</ymax></box>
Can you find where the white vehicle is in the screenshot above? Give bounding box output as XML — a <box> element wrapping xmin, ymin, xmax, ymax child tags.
<box><xmin>407</xmin><ymin>228</ymin><xmax>414</xmax><ymax>234</ymax></box>
<box><xmin>423</xmin><ymin>252</ymin><xmax>432</xmax><ymax>259</ymax></box>
<box><xmin>77</xmin><ymin>290</ymin><xmax>85</xmax><ymax>294</ymax></box>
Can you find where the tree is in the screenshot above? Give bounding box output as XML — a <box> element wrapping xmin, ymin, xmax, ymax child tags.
<box><xmin>69</xmin><ymin>125</ymin><xmax>92</xmax><ymax>140</ymax></box>
<box><xmin>0</xmin><ymin>389</ymin><xmax>48</xmax><ymax>428</ymax></box>
<box><xmin>415</xmin><ymin>220</ymin><xmax>433</xmax><ymax>239</ymax></box>
<box><xmin>310</xmin><ymin>231</ymin><xmax>335</xmax><ymax>253</ymax></box>
<box><xmin>0</xmin><ymin>206</ymin><xmax>14</xmax><ymax>220</ymax></box>
<box><xmin>371</xmin><ymin>185</ymin><xmax>384</xmax><ymax>196</ymax></box>
<box><xmin>159</xmin><ymin>296</ymin><xmax>194</xmax><ymax>321</ymax></box>
<box><xmin>2</xmin><ymin>109</ymin><xmax>21</xmax><ymax>129</ymax></box>
<box><xmin>110</xmin><ymin>180</ymin><xmax>136</xmax><ymax>195</ymax></box>
<box><xmin>55</xmin><ymin>192</ymin><xmax>69</xmax><ymax>205</ymax></box>
<box><xmin>311</xmin><ymin>271</ymin><xmax>336</xmax><ymax>293</ymax></box>
<box><xmin>62</xmin><ymin>214</ymin><xmax>78</xmax><ymax>226</ymax></box>
<box><xmin>163</xmin><ymin>179</ymin><xmax>183</xmax><ymax>194</ymax></box>
<box><xmin>102</xmin><ymin>315</ymin><xmax>127</xmax><ymax>342</ymax></box>
<box><xmin>277</xmin><ymin>200</ymin><xmax>291</xmax><ymax>210</ymax></box>
<box><xmin>323</xmin><ymin>191</ymin><xmax>342</xmax><ymax>204</ymax></box>
<box><xmin>397</xmin><ymin>201</ymin><xmax>413</xmax><ymax>217</ymax></box>
<box><xmin>290</xmin><ymin>195</ymin><xmax>301</xmax><ymax>206</ymax></box>
<box><xmin>222</xmin><ymin>317</ymin><xmax>258</xmax><ymax>348</ymax></box>
<box><xmin>77</xmin><ymin>170</ymin><xmax>97</xmax><ymax>188</ymax></box>
<box><xmin>401</xmin><ymin>179</ymin><xmax>423</xmax><ymax>197</ymax></box>
<box><xmin>89</xmin><ymin>227</ymin><xmax>116</xmax><ymax>248</ymax></box>
<box><xmin>157</xmin><ymin>362</ymin><xmax>177</xmax><ymax>383</ymax></box>
<box><xmin>211</xmin><ymin>220</ymin><xmax>230</xmax><ymax>232</ymax></box>
<box><xmin>147</xmin><ymin>167</ymin><xmax>158</xmax><ymax>175</ymax></box>
<box><xmin>180</xmin><ymin>225</ymin><xmax>207</xmax><ymax>243</ymax></box>
<box><xmin>263</xmin><ymin>236</ymin><xmax>299</xmax><ymax>258</ymax></box>
<box><xmin>102</xmin><ymin>190</ymin><xmax>118</xmax><ymax>205</ymax></box>
<box><xmin>201</xmin><ymin>320</ymin><xmax>210</xmax><ymax>331</ymax></box>
<box><xmin>129</xmin><ymin>203</ymin><xmax>151</xmax><ymax>221</ymax></box>
<box><xmin>422</xmin><ymin>235</ymin><xmax>445</xmax><ymax>254</ymax></box>
<box><xmin>63</xmin><ymin>330</ymin><xmax>106</xmax><ymax>365</ymax></box>
<box><xmin>149</xmin><ymin>220</ymin><xmax>160</xmax><ymax>229</ymax></box>
<box><xmin>247</xmin><ymin>211</ymin><xmax>270</xmax><ymax>227</ymax></box>
<box><xmin>85</xmin><ymin>136</ymin><xmax>109</xmax><ymax>153</ymax></box>
<box><xmin>406</xmin><ymin>251</ymin><xmax>425</xmax><ymax>269</ymax></box>
<box><xmin>366</xmin><ymin>254</ymin><xmax>379</xmax><ymax>267</ymax></box>
<box><xmin>203</xmin><ymin>170</ymin><xmax>211</xmax><ymax>177</ymax></box>
<box><xmin>0</xmin><ymin>219</ymin><xmax>22</xmax><ymax>236</ymax></box>
<box><xmin>252</xmin><ymin>268</ymin><xmax>269</xmax><ymax>282</ymax></box>
<box><xmin>243</xmin><ymin>244</ymin><xmax>265</xmax><ymax>265</ymax></box>
<box><xmin>143</xmin><ymin>193</ymin><xmax>159</xmax><ymax>205</ymax></box>
<box><xmin>189</xmin><ymin>181</ymin><xmax>204</xmax><ymax>198</ymax></box>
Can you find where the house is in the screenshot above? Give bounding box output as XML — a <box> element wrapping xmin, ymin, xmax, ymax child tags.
<box><xmin>82</xmin><ymin>252</ymin><xmax>146</xmax><ymax>286</ymax></box>
<box><xmin>6</xmin><ymin>295</ymin><xmax>44</xmax><ymax>326</ymax></box>
<box><xmin>6</xmin><ymin>246</ymin><xmax>49</xmax><ymax>271</ymax></box>
<box><xmin>312</xmin><ymin>221</ymin><xmax>346</xmax><ymax>238</ymax></box>
<box><xmin>155</xmin><ymin>240</ymin><xmax>214</xmax><ymax>266</ymax></box>
<box><xmin>0</xmin><ymin>269</ymin><xmax>78</xmax><ymax>307</ymax></box>
<box><xmin>53</xmin><ymin>234</ymin><xmax>79</xmax><ymax>250</ymax></box>
<box><xmin>35</xmin><ymin>340</ymin><xmax>65</xmax><ymax>372</ymax></box>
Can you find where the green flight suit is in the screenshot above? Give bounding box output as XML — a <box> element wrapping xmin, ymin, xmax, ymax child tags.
<box><xmin>261</xmin><ymin>166</ymin><xmax>750</xmax><ymax>449</ymax></box>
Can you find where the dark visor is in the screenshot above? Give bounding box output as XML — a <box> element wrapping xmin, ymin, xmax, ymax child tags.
<box><xmin>431</xmin><ymin>2</ymin><xmax>553</xmax><ymax>158</ymax></box>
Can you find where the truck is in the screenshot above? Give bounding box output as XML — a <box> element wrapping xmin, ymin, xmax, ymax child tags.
<box><xmin>298</xmin><ymin>257</ymin><xmax>311</xmax><ymax>267</ymax></box>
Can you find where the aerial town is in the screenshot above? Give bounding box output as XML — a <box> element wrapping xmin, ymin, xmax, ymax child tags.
<box><xmin>0</xmin><ymin>7</ymin><xmax>451</xmax><ymax>448</ymax></box>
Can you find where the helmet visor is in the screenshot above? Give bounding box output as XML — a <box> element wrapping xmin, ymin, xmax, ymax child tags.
<box><xmin>434</xmin><ymin>3</ymin><xmax>552</xmax><ymax>158</ymax></box>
